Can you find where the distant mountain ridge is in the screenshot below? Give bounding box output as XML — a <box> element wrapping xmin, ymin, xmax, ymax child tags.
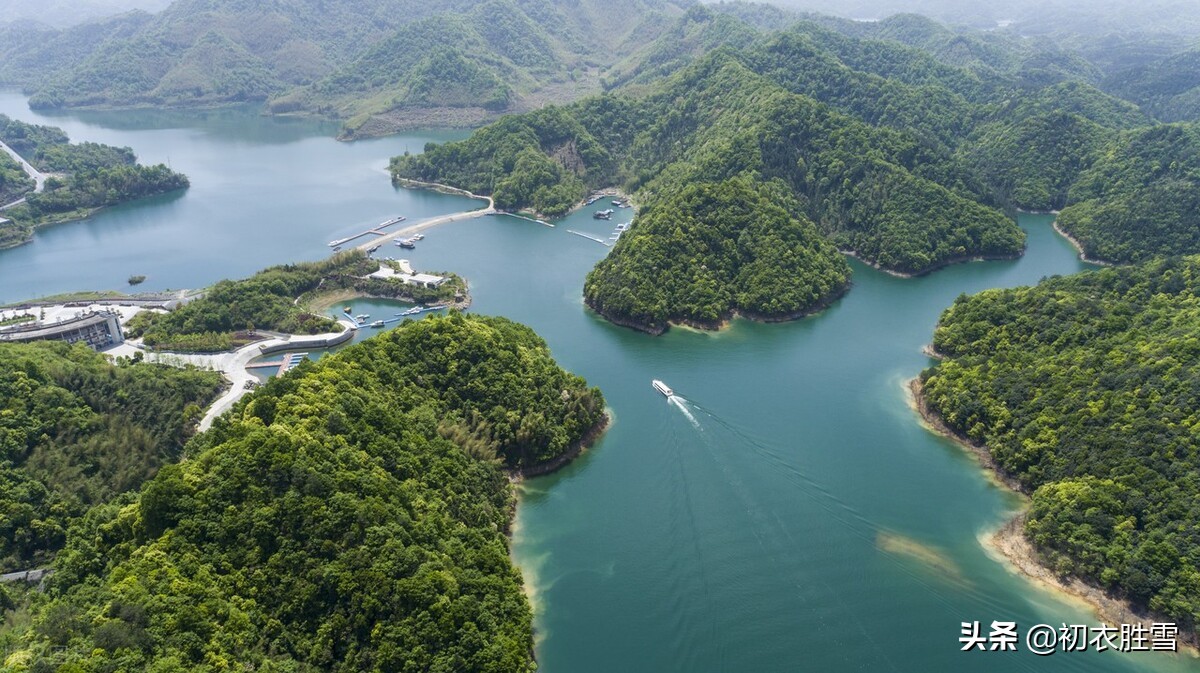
<box><xmin>0</xmin><ymin>0</ymin><xmax>695</xmax><ymax>136</ymax></box>
<box><xmin>0</xmin><ymin>0</ymin><xmax>170</xmax><ymax>28</ymax></box>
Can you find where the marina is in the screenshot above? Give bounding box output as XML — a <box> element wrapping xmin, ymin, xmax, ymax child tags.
<box><xmin>245</xmin><ymin>351</ymin><xmax>309</xmax><ymax>377</ymax></box>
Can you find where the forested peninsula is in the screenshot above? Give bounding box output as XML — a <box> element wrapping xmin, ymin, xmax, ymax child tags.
<box><xmin>125</xmin><ymin>252</ymin><xmax>465</xmax><ymax>352</ymax></box>
<box><xmin>3</xmin><ymin>313</ymin><xmax>607</xmax><ymax>670</ymax></box>
<box><xmin>917</xmin><ymin>257</ymin><xmax>1200</xmax><ymax>638</ymax></box>
<box><xmin>0</xmin><ymin>115</ymin><xmax>188</xmax><ymax>249</ymax></box>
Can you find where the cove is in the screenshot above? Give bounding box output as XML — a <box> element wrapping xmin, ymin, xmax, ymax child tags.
<box><xmin>0</xmin><ymin>93</ymin><xmax>1192</xmax><ymax>672</ymax></box>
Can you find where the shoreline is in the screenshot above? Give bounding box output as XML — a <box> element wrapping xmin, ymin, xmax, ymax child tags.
<box><xmin>908</xmin><ymin>377</ymin><xmax>1198</xmax><ymax>652</ymax></box>
<box><xmin>585</xmin><ymin>279</ymin><xmax>852</xmax><ymax>337</ymax></box>
<box><xmin>1052</xmin><ymin>220</ymin><xmax>1114</xmax><ymax>266</ymax></box>
<box><xmin>514</xmin><ymin>410</ymin><xmax>610</xmax><ymax>481</ymax></box>
<box><xmin>390</xmin><ymin>177</ymin><xmax>495</xmax><ymax>210</ymax></box>
<box><xmin>840</xmin><ymin>248</ymin><xmax>1024</xmax><ymax>278</ymax></box>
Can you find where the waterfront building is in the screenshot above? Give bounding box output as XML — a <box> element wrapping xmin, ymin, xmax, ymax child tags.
<box><xmin>0</xmin><ymin>310</ymin><xmax>125</xmax><ymax>350</ymax></box>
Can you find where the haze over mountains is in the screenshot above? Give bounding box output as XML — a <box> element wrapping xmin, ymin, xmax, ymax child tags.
<box><xmin>4</xmin><ymin>0</ymin><xmax>1200</xmax><ymax>136</ymax></box>
<box><xmin>771</xmin><ymin>0</ymin><xmax>1200</xmax><ymax>36</ymax></box>
<box><xmin>0</xmin><ymin>0</ymin><xmax>170</xmax><ymax>28</ymax></box>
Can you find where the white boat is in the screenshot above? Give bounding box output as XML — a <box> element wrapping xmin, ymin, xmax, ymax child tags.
<box><xmin>370</xmin><ymin>320</ymin><xmax>385</xmax><ymax>328</ymax></box>
<box><xmin>652</xmin><ymin>379</ymin><xmax>674</xmax><ymax>397</ymax></box>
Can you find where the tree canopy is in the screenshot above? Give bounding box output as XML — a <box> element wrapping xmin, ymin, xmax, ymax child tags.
<box><xmin>3</xmin><ymin>313</ymin><xmax>604</xmax><ymax>671</ymax></box>
<box><xmin>921</xmin><ymin>257</ymin><xmax>1200</xmax><ymax>630</ymax></box>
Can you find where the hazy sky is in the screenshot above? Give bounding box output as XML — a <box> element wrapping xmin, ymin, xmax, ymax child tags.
<box><xmin>0</xmin><ymin>0</ymin><xmax>170</xmax><ymax>27</ymax></box>
<box><xmin>764</xmin><ymin>0</ymin><xmax>1200</xmax><ymax>35</ymax></box>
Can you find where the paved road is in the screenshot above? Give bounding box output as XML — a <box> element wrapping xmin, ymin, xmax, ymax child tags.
<box><xmin>0</xmin><ymin>139</ymin><xmax>47</xmax><ymax>194</ymax></box>
<box><xmin>357</xmin><ymin>194</ymin><xmax>495</xmax><ymax>252</ymax></box>
<box><xmin>1</xmin><ymin>568</ymin><xmax>50</xmax><ymax>583</ymax></box>
<box><xmin>0</xmin><ymin>138</ymin><xmax>47</xmax><ymax>211</ymax></box>
<box><xmin>108</xmin><ymin>320</ymin><xmax>358</xmax><ymax>431</ymax></box>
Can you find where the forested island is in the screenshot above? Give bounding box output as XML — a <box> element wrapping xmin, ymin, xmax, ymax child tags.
<box><xmin>3</xmin><ymin>314</ymin><xmax>606</xmax><ymax>670</ymax></box>
<box><xmin>917</xmin><ymin>257</ymin><xmax>1200</xmax><ymax>638</ymax></box>
<box><xmin>583</xmin><ymin>178</ymin><xmax>851</xmax><ymax>333</ymax></box>
<box><xmin>0</xmin><ymin>115</ymin><xmax>188</xmax><ymax>249</ymax></box>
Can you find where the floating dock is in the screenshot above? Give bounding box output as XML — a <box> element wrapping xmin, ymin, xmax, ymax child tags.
<box><xmin>566</xmin><ymin>229</ymin><xmax>610</xmax><ymax>246</ymax></box>
<box><xmin>327</xmin><ymin>216</ymin><xmax>407</xmax><ymax>248</ymax></box>
<box><xmin>246</xmin><ymin>352</ymin><xmax>309</xmax><ymax>377</ymax></box>
<box><xmin>506</xmin><ymin>212</ymin><xmax>554</xmax><ymax>227</ymax></box>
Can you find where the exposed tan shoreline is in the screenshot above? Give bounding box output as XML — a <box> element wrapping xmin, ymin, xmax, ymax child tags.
<box><xmin>908</xmin><ymin>377</ymin><xmax>1198</xmax><ymax>653</ymax></box>
<box><xmin>1052</xmin><ymin>220</ymin><xmax>1114</xmax><ymax>266</ymax></box>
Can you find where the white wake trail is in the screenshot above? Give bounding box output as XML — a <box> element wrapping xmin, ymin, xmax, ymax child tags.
<box><xmin>669</xmin><ymin>395</ymin><xmax>701</xmax><ymax>428</ymax></box>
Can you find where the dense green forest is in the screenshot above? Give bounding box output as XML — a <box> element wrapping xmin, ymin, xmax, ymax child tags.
<box><xmin>395</xmin><ymin>6</ymin><xmax>1200</xmax><ymax>333</ymax></box>
<box><xmin>3</xmin><ymin>314</ymin><xmax>605</xmax><ymax>671</ymax></box>
<box><xmin>1056</xmin><ymin>123</ymin><xmax>1200</xmax><ymax>263</ymax></box>
<box><xmin>0</xmin><ymin>341</ymin><xmax>221</xmax><ymax>573</ymax></box>
<box><xmin>920</xmin><ymin>257</ymin><xmax>1200</xmax><ymax>630</ymax></box>
<box><xmin>584</xmin><ymin>178</ymin><xmax>850</xmax><ymax>332</ymax></box>
<box><xmin>0</xmin><ymin>115</ymin><xmax>188</xmax><ymax>249</ymax></box>
<box><xmin>0</xmin><ymin>152</ymin><xmax>33</xmax><ymax>207</ymax></box>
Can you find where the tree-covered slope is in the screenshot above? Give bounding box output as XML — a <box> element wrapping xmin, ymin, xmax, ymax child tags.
<box><xmin>920</xmin><ymin>257</ymin><xmax>1200</xmax><ymax>631</ymax></box>
<box><xmin>269</xmin><ymin>1</ymin><xmax>569</xmax><ymax>135</ymax></box>
<box><xmin>0</xmin><ymin>12</ymin><xmax>155</xmax><ymax>89</ymax></box>
<box><xmin>125</xmin><ymin>254</ymin><xmax>370</xmax><ymax>352</ymax></box>
<box><xmin>0</xmin><ymin>115</ymin><xmax>189</xmax><ymax>250</ymax></box>
<box><xmin>9</xmin><ymin>0</ymin><xmax>694</xmax><ymax>135</ymax></box>
<box><xmin>584</xmin><ymin>178</ymin><xmax>850</xmax><ymax>333</ymax></box>
<box><xmin>1057</xmin><ymin>123</ymin><xmax>1200</xmax><ymax>263</ymax></box>
<box><xmin>5</xmin><ymin>314</ymin><xmax>605</xmax><ymax>671</ymax></box>
<box><xmin>0</xmin><ymin>341</ymin><xmax>222</xmax><ymax>573</ymax></box>
<box><xmin>393</xmin><ymin>45</ymin><xmax>1022</xmax><ymax>285</ymax></box>
<box><xmin>0</xmin><ymin>151</ymin><xmax>34</xmax><ymax>206</ymax></box>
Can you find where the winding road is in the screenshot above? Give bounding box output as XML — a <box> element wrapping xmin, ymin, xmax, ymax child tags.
<box><xmin>0</xmin><ymin>139</ymin><xmax>47</xmax><ymax>210</ymax></box>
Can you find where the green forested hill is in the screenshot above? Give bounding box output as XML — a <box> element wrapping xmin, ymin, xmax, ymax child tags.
<box><xmin>5</xmin><ymin>0</ymin><xmax>695</xmax><ymax>136</ymax></box>
<box><xmin>269</xmin><ymin>0</ymin><xmax>575</xmax><ymax>136</ymax></box>
<box><xmin>920</xmin><ymin>257</ymin><xmax>1200</xmax><ymax>631</ymax></box>
<box><xmin>584</xmin><ymin>178</ymin><xmax>851</xmax><ymax>333</ymax></box>
<box><xmin>392</xmin><ymin>6</ymin><xmax>1200</xmax><ymax>332</ymax></box>
<box><xmin>0</xmin><ymin>13</ymin><xmax>155</xmax><ymax>89</ymax></box>
<box><xmin>394</xmin><ymin>46</ymin><xmax>1028</xmax><ymax>272</ymax></box>
<box><xmin>0</xmin><ymin>341</ymin><xmax>222</xmax><ymax>572</ymax></box>
<box><xmin>4</xmin><ymin>314</ymin><xmax>605</xmax><ymax>671</ymax></box>
<box><xmin>0</xmin><ymin>115</ymin><xmax>189</xmax><ymax>249</ymax></box>
<box><xmin>1057</xmin><ymin>123</ymin><xmax>1200</xmax><ymax>263</ymax></box>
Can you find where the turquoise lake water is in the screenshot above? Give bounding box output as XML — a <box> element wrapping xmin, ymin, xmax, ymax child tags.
<box><xmin>0</xmin><ymin>91</ymin><xmax>1193</xmax><ymax>672</ymax></box>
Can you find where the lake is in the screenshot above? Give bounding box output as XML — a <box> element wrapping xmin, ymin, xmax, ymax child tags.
<box><xmin>0</xmin><ymin>91</ymin><xmax>1191</xmax><ymax>672</ymax></box>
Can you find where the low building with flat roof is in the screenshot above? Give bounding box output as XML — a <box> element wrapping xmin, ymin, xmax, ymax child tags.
<box><xmin>400</xmin><ymin>272</ymin><xmax>447</xmax><ymax>289</ymax></box>
<box><xmin>0</xmin><ymin>311</ymin><xmax>124</xmax><ymax>350</ymax></box>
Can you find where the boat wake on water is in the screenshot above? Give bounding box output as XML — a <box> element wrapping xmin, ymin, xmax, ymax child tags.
<box><xmin>668</xmin><ymin>395</ymin><xmax>701</xmax><ymax>429</ymax></box>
